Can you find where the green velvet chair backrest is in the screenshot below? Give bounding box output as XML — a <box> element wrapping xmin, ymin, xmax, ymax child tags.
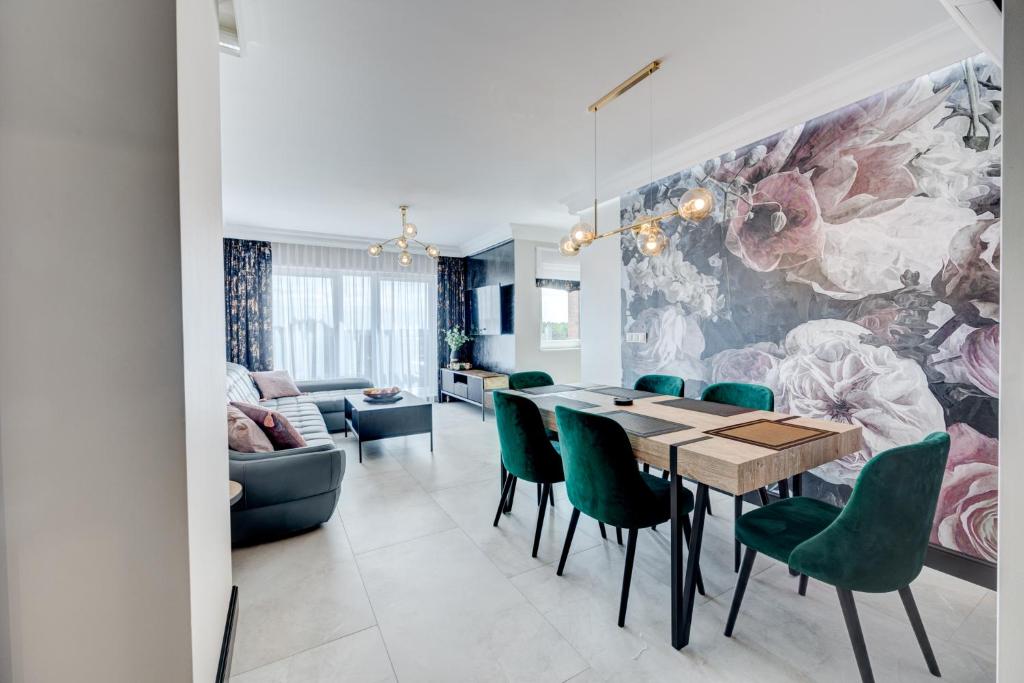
<box><xmin>634</xmin><ymin>374</ymin><xmax>685</xmax><ymax>397</ymax></box>
<box><xmin>789</xmin><ymin>432</ymin><xmax>950</xmax><ymax>593</ymax></box>
<box><xmin>700</xmin><ymin>382</ymin><xmax>774</xmax><ymax>412</ymax></box>
<box><xmin>554</xmin><ymin>406</ymin><xmax>662</xmax><ymax>528</ymax></box>
<box><xmin>508</xmin><ymin>371</ymin><xmax>554</xmax><ymax>391</ymax></box>
<box><xmin>493</xmin><ymin>391</ymin><xmax>563</xmax><ymax>484</ymax></box>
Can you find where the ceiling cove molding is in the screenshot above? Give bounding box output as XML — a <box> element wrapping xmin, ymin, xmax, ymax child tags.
<box><xmin>224</xmin><ymin>223</ymin><xmax>464</xmax><ymax>257</ymax></box>
<box><xmin>564</xmin><ymin>21</ymin><xmax>979</xmax><ymax>212</ymax></box>
<box><xmin>460</xmin><ymin>225</ymin><xmax>515</xmax><ymax>257</ymax></box>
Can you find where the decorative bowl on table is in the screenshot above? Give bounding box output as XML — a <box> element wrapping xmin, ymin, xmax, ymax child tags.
<box><xmin>362</xmin><ymin>387</ymin><xmax>403</xmax><ymax>403</ymax></box>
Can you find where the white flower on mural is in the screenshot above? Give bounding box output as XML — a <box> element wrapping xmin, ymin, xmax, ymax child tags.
<box><xmin>775</xmin><ymin>320</ymin><xmax>946</xmax><ymax>487</ymax></box>
<box><xmin>707</xmin><ymin>343</ymin><xmax>783</xmax><ymax>388</ymax></box>
<box><xmin>623</xmin><ymin>305</ymin><xmax>708</xmax><ymax>384</ymax></box>
<box><xmin>625</xmin><ymin>235</ymin><xmax>724</xmax><ymax>318</ymax></box>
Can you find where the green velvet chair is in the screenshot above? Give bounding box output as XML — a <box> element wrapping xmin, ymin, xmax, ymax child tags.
<box><xmin>492</xmin><ymin>391</ymin><xmax>567</xmax><ymax>557</ymax></box>
<box><xmin>700</xmin><ymin>382</ymin><xmax>781</xmax><ymax>572</ymax></box>
<box><xmin>508</xmin><ymin>370</ymin><xmax>555</xmax><ymax>391</ymax></box>
<box><xmin>554</xmin><ymin>405</ymin><xmax>703</xmax><ymax>627</ymax></box>
<box><xmin>725</xmin><ymin>432</ymin><xmax>950</xmax><ymax>683</ymax></box>
<box><xmin>633</xmin><ymin>374</ymin><xmax>685</xmax><ymax>397</ymax></box>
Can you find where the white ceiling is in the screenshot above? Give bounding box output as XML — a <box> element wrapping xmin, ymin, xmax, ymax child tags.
<box><xmin>220</xmin><ymin>0</ymin><xmax>977</xmax><ymax>253</ymax></box>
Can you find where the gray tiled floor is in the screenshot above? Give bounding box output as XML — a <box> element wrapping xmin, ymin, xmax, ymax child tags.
<box><xmin>232</xmin><ymin>401</ymin><xmax>996</xmax><ymax>682</ymax></box>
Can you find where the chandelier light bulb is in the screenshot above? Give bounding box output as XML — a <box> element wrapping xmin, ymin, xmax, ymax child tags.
<box><xmin>426</xmin><ymin>245</ymin><xmax>440</xmax><ymax>258</ymax></box>
<box><xmin>559</xmin><ymin>235</ymin><xmax>580</xmax><ymax>257</ymax></box>
<box><xmin>403</xmin><ymin>222</ymin><xmax>418</xmax><ymax>238</ymax></box>
<box><xmin>678</xmin><ymin>186</ymin><xmax>714</xmax><ymax>222</ymax></box>
<box><xmin>569</xmin><ymin>221</ymin><xmax>596</xmax><ymax>248</ymax></box>
<box><xmin>398</xmin><ymin>250</ymin><xmax>413</xmax><ymax>267</ymax></box>
<box><xmin>396</xmin><ymin>236</ymin><xmax>409</xmax><ymax>250</ymax></box>
<box><xmin>636</xmin><ymin>223</ymin><xmax>667</xmax><ymax>257</ymax></box>
<box><xmin>368</xmin><ymin>243</ymin><xmax>383</xmax><ymax>257</ymax></box>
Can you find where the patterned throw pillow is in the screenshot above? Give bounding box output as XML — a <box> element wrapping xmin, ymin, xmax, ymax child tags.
<box><xmin>250</xmin><ymin>370</ymin><xmax>302</xmax><ymax>399</ymax></box>
<box><xmin>227</xmin><ymin>405</ymin><xmax>274</xmax><ymax>453</ymax></box>
<box><xmin>231</xmin><ymin>402</ymin><xmax>307</xmax><ymax>450</ymax></box>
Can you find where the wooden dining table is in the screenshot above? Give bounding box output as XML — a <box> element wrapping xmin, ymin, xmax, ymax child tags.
<box><xmin>505</xmin><ymin>383</ymin><xmax>863</xmax><ymax>650</ymax></box>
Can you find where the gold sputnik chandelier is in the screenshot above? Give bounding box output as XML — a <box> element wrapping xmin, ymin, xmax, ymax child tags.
<box><xmin>368</xmin><ymin>205</ymin><xmax>440</xmax><ymax>266</ymax></box>
<box><xmin>560</xmin><ymin>60</ymin><xmax>715</xmax><ymax>259</ymax></box>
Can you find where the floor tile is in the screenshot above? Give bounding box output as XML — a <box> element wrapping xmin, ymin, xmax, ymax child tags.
<box><xmin>231</xmin><ymin>516</ymin><xmax>378</xmax><ymax>674</ymax></box>
<box><xmin>356</xmin><ymin>528</ymin><xmax>588</xmax><ymax>682</ymax></box>
<box><xmin>231</xmin><ymin>627</ymin><xmax>395</xmax><ymax>682</ymax></box>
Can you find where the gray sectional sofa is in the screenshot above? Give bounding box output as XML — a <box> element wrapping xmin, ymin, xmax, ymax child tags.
<box><xmin>226</xmin><ymin>362</ymin><xmax>372</xmax><ymax>546</ymax></box>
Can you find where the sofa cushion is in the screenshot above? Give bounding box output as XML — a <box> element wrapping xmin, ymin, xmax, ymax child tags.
<box><xmin>301</xmin><ymin>389</ymin><xmax>363</xmax><ymax>415</ymax></box>
<box><xmin>227</xmin><ymin>362</ymin><xmax>261</xmax><ymax>404</ymax></box>
<box><xmin>227</xmin><ymin>405</ymin><xmax>274</xmax><ymax>453</ymax></box>
<box><xmin>251</xmin><ymin>370</ymin><xmax>302</xmax><ymax>399</ymax></box>
<box><xmin>232</xmin><ymin>402</ymin><xmax>307</xmax><ymax>450</ymax></box>
<box><xmin>260</xmin><ymin>398</ymin><xmax>335</xmax><ymax>448</ymax></box>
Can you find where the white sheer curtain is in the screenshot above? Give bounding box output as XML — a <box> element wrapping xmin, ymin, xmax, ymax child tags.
<box><xmin>272</xmin><ymin>242</ymin><xmax>438</xmax><ymax>398</ymax></box>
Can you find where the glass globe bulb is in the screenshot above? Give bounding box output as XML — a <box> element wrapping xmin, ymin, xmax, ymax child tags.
<box><xmin>678</xmin><ymin>186</ymin><xmax>714</xmax><ymax>222</ymax></box>
<box><xmin>635</xmin><ymin>224</ymin><xmax>667</xmax><ymax>257</ymax></box>
<box><xmin>398</xmin><ymin>250</ymin><xmax>413</xmax><ymax>267</ymax></box>
<box><xmin>402</xmin><ymin>222</ymin><xmax>418</xmax><ymax>238</ymax></box>
<box><xmin>396</xmin><ymin>236</ymin><xmax>409</xmax><ymax>250</ymax></box>
<box><xmin>569</xmin><ymin>221</ymin><xmax>596</xmax><ymax>248</ymax></box>
<box><xmin>425</xmin><ymin>245</ymin><xmax>440</xmax><ymax>259</ymax></box>
<box><xmin>368</xmin><ymin>243</ymin><xmax>383</xmax><ymax>257</ymax></box>
<box><xmin>558</xmin><ymin>235</ymin><xmax>580</xmax><ymax>257</ymax></box>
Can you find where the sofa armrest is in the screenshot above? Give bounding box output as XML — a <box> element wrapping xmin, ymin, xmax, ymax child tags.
<box><xmin>229</xmin><ymin>441</ymin><xmax>334</xmax><ymax>461</ymax></box>
<box><xmin>296</xmin><ymin>378</ymin><xmax>373</xmax><ymax>393</ymax></box>
<box><xmin>229</xmin><ymin>446</ymin><xmax>345</xmax><ymax>509</ymax></box>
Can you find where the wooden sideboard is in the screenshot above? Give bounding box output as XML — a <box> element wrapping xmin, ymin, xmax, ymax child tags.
<box><xmin>440</xmin><ymin>368</ymin><xmax>509</xmax><ymax>421</ymax></box>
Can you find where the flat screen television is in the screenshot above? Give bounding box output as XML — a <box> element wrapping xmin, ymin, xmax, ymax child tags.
<box><xmin>469</xmin><ymin>284</ymin><xmax>513</xmax><ymax>335</ymax></box>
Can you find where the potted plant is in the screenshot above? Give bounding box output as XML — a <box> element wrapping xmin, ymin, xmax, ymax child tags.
<box><xmin>445</xmin><ymin>325</ymin><xmax>471</xmax><ymax>367</ymax></box>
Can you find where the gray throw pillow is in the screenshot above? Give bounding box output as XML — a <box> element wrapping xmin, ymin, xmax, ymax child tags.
<box><xmin>227</xmin><ymin>404</ymin><xmax>274</xmax><ymax>453</ymax></box>
<box><xmin>250</xmin><ymin>370</ymin><xmax>301</xmax><ymax>399</ymax></box>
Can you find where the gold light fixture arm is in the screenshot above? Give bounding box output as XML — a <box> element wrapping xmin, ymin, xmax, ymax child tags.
<box><xmin>588</xmin><ymin>60</ymin><xmax>661</xmax><ymax>113</ymax></box>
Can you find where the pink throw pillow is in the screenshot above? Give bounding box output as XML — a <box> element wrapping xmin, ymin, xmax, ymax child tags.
<box><xmin>231</xmin><ymin>402</ymin><xmax>307</xmax><ymax>450</ymax></box>
<box><xmin>250</xmin><ymin>370</ymin><xmax>301</xmax><ymax>400</ymax></box>
<box><xmin>227</xmin><ymin>405</ymin><xmax>274</xmax><ymax>453</ymax></box>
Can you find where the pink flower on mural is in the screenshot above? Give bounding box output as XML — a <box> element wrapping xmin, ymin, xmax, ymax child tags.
<box><xmin>725</xmin><ymin>171</ymin><xmax>824</xmax><ymax>272</ymax></box>
<box><xmin>932</xmin><ymin>423</ymin><xmax>998</xmax><ymax>562</ymax></box>
<box><xmin>962</xmin><ymin>324</ymin><xmax>999</xmax><ymax>397</ymax></box>
<box><xmin>708</xmin><ymin>344</ymin><xmax>782</xmax><ymax>388</ymax></box>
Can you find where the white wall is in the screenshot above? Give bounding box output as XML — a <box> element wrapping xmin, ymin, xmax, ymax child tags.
<box><xmin>178</xmin><ymin>0</ymin><xmax>234</xmax><ymax>680</ymax></box>
<box><xmin>999</xmin><ymin>3</ymin><xmax>1021</xmax><ymax>679</ymax></box>
<box><xmin>0</xmin><ymin>1</ymin><xmax>228</xmax><ymax>680</ymax></box>
<box><xmin>513</xmin><ymin>237</ymin><xmax>581</xmax><ymax>383</ymax></box>
<box><xmin>579</xmin><ymin>199</ymin><xmax>623</xmax><ymax>386</ymax></box>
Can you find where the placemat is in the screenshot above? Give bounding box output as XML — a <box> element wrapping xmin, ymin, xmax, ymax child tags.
<box><xmin>654</xmin><ymin>397</ymin><xmax>754</xmax><ymax>417</ymax></box>
<box><xmin>522</xmin><ymin>384</ymin><xmax>580</xmax><ymax>395</ymax></box>
<box><xmin>530</xmin><ymin>396</ymin><xmax>599</xmax><ymax>412</ymax></box>
<box><xmin>584</xmin><ymin>386</ymin><xmax>661</xmax><ymax>400</ymax></box>
<box><xmin>705</xmin><ymin>419</ymin><xmax>832</xmax><ymax>449</ymax></box>
<box><xmin>599</xmin><ymin>410</ymin><xmax>692</xmax><ymax>437</ymax></box>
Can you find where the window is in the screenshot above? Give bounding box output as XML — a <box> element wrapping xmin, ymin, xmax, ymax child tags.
<box><xmin>540</xmin><ymin>287</ymin><xmax>580</xmax><ymax>349</ymax></box>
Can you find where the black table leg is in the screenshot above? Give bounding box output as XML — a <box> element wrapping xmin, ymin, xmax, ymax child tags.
<box><xmin>669</xmin><ymin>446</ymin><xmax>684</xmax><ymax>648</ymax></box>
<box><xmin>678</xmin><ymin>482</ymin><xmax>708</xmax><ymax>648</ymax></box>
<box><xmin>358</xmin><ymin>438</ymin><xmax>362</xmax><ymax>463</ymax></box>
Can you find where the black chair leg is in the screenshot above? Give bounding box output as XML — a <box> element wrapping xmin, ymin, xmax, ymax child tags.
<box><xmin>837</xmin><ymin>588</ymin><xmax>875</xmax><ymax>683</ymax></box>
<box><xmin>899</xmin><ymin>586</ymin><xmax>940</xmax><ymax>677</ymax></box>
<box><xmin>734</xmin><ymin>495</ymin><xmax>743</xmax><ymax>572</ymax></box>
<box><xmin>705</xmin><ymin>495</ymin><xmax>713</xmax><ymax>516</ymax></box>
<box><xmin>680</xmin><ymin>515</ymin><xmax>706</xmax><ymax>596</ymax></box>
<box><xmin>618</xmin><ymin>528</ymin><xmax>639</xmax><ymax>627</ymax></box>
<box><xmin>798</xmin><ymin>574</ymin><xmax>809</xmax><ymax>596</ymax></box>
<box><xmin>557</xmin><ymin>508</ymin><xmax>581</xmax><ymax>575</ymax></box>
<box><xmin>757</xmin><ymin>487</ymin><xmax>770</xmax><ymax>506</ymax></box>
<box><xmin>598</xmin><ymin>521</ymin><xmax>607</xmax><ymax>539</ymax></box>
<box><xmin>532</xmin><ymin>484</ymin><xmax>550</xmax><ymax>558</ymax></box>
<box><xmin>537</xmin><ymin>482</ymin><xmax>542</xmax><ymax>505</ymax></box>
<box><xmin>660</xmin><ymin>470</ymin><xmax>669</xmax><ymax>480</ymax></box>
<box><xmin>504</xmin><ymin>476</ymin><xmax>518</xmax><ymax>513</ymax></box>
<box><xmin>778</xmin><ymin>478</ymin><xmax>790</xmax><ymax>499</ymax></box>
<box><xmin>724</xmin><ymin>546</ymin><xmax>757</xmax><ymax>636</ymax></box>
<box><xmin>493</xmin><ymin>475</ymin><xmax>514</xmax><ymax>527</ymax></box>
<box><xmin>616</xmin><ymin>526</ymin><xmax>623</xmax><ymax>545</ymax></box>
<box><xmin>643</xmin><ymin>463</ymin><xmax>650</xmax><ymax>474</ymax></box>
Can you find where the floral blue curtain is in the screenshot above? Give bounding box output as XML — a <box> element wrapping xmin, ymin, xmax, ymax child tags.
<box><xmin>224</xmin><ymin>238</ymin><xmax>273</xmax><ymax>371</ymax></box>
<box><xmin>436</xmin><ymin>256</ymin><xmax>468</xmax><ymax>395</ymax></box>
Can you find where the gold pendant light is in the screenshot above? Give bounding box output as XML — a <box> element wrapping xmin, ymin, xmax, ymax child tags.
<box><xmin>368</xmin><ymin>205</ymin><xmax>440</xmax><ymax>266</ymax></box>
<box><xmin>561</xmin><ymin>60</ymin><xmax>715</xmax><ymax>259</ymax></box>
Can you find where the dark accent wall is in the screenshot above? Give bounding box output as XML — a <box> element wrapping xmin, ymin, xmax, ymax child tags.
<box><xmin>467</xmin><ymin>240</ymin><xmax>515</xmax><ymax>373</ymax></box>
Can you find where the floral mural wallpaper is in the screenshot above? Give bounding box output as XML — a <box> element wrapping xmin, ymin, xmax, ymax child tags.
<box><xmin>620</xmin><ymin>56</ymin><xmax>1000</xmax><ymax>564</ymax></box>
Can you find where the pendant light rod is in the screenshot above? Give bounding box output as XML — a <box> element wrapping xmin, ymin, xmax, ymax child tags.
<box><xmin>587</xmin><ymin>60</ymin><xmax>661</xmax><ymax>113</ymax></box>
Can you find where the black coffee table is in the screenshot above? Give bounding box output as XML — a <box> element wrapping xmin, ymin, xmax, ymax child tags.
<box><xmin>344</xmin><ymin>392</ymin><xmax>433</xmax><ymax>462</ymax></box>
